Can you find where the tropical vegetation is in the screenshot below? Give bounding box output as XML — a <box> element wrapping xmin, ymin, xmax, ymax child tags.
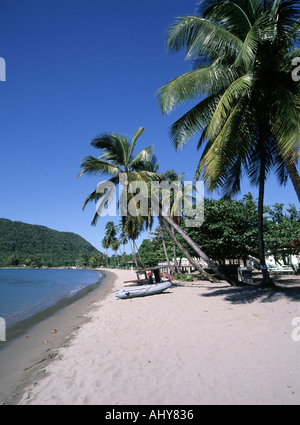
<box><xmin>77</xmin><ymin>0</ymin><xmax>300</xmax><ymax>288</ymax></box>
<box><xmin>158</xmin><ymin>0</ymin><xmax>300</xmax><ymax>286</ymax></box>
<box><xmin>139</xmin><ymin>197</ymin><xmax>300</xmax><ymax>273</ymax></box>
<box><xmin>0</xmin><ymin>219</ymin><xmax>101</xmax><ymax>267</ymax></box>
<box><xmin>78</xmin><ymin>127</ymin><xmax>233</xmax><ymax>282</ymax></box>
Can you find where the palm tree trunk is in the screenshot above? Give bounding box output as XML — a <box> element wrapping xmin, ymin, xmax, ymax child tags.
<box><xmin>159</xmin><ymin>218</ymin><xmax>176</xmax><ymax>275</ymax></box>
<box><xmin>134</xmin><ymin>241</ymin><xmax>145</xmax><ymax>269</ymax></box>
<box><xmin>258</xmin><ymin>155</ymin><xmax>274</xmax><ymax>288</ymax></box>
<box><xmin>172</xmin><ymin>227</ymin><xmax>181</xmax><ymax>274</ymax></box>
<box><xmin>161</xmin><ymin>218</ymin><xmax>215</xmax><ymax>282</ymax></box>
<box><xmin>161</xmin><ymin>213</ymin><xmax>238</xmax><ymax>285</ymax></box>
<box><xmin>285</xmin><ymin>160</ymin><xmax>300</xmax><ymax>202</ymax></box>
<box><xmin>118</xmin><ymin>247</ymin><xmax>126</xmax><ymax>268</ymax></box>
<box><xmin>129</xmin><ymin>239</ymin><xmax>138</xmax><ymax>268</ymax></box>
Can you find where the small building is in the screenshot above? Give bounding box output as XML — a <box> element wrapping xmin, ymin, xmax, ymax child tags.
<box><xmin>126</xmin><ymin>259</ymin><xmax>138</xmax><ymax>270</ymax></box>
<box><xmin>158</xmin><ymin>257</ymin><xmax>207</xmax><ymax>274</ymax></box>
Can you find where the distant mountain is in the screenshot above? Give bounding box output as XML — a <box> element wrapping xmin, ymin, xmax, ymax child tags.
<box><xmin>0</xmin><ymin>219</ymin><xmax>100</xmax><ymax>267</ymax></box>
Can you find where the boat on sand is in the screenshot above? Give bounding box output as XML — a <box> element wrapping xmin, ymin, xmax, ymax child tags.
<box><xmin>116</xmin><ymin>267</ymin><xmax>172</xmax><ymax>299</ymax></box>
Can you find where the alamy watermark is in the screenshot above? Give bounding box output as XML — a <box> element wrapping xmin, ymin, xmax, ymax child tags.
<box><xmin>95</xmin><ymin>175</ymin><xmax>204</xmax><ymax>227</ymax></box>
<box><xmin>0</xmin><ymin>317</ymin><xmax>6</xmax><ymax>342</ymax></box>
<box><xmin>292</xmin><ymin>57</ymin><xmax>300</xmax><ymax>82</ymax></box>
<box><xmin>291</xmin><ymin>317</ymin><xmax>300</xmax><ymax>342</ymax></box>
<box><xmin>0</xmin><ymin>57</ymin><xmax>6</xmax><ymax>81</ymax></box>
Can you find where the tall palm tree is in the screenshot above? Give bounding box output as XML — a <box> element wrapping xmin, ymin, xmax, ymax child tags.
<box><xmin>118</xmin><ymin>227</ymin><xmax>129</xmax><ymax>267</ymax></box>
<box><xmin>104</xmin><ymin>221</ymin><xmax>117</xmax><ymax>245</ymax></box>
<box><xmin>111</xmin><ymin>237</ymin><xmax>120</xmax><ymax>268</ymax></box>
<box><xmin>121</xmin><ymin>214</ymin><xmax>146</xmax><ymax>268</ymax></box>
<box><xmin>78</xmin><ymin>127</ymin><xmax>159</xmax><ymax>269</ymax></box>
<box><xmin>78</xmin><ymin>127</ymin><xmax>157</xmax><ymax>225</ymax></box>
<box><xmin>79</xmin><ymin>127</ymin><xmax>235</xmax><ymax>283</ymax></box>
<box><xmin>158</xmin><ymin>0</ymin><xmax>300</xmax><ymax>286</ymax></box>
<box><xmin>101</xmin><ymin>236</ymin><xmax>110</xmax><ymax>266</ymax></box>
<box><xmin>153</xmin><ymin>169</ymin><xmax>234</xmax><ymax>282</ymax></box>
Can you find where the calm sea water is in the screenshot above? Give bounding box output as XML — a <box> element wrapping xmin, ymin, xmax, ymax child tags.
<box><xmin>0</xmin><ymin>268</ymin><xmax>102</xmax><ymax>339</ymax></box>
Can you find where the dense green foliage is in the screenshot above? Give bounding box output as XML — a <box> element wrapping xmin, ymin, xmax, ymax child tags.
<box><xmin>0</xmin><ymin>219</ymin><xmax>101</xmax><ymax>267</ymax></box>
<box><xmin>138</xmin><ymin>228</ymin><xmax>179</xmax><ymax>268</ymax></box>
<box><xmin>185</xmin><ymin>196</ymin><xmax>258</xmax><ymax>264</ymax></box>
<box><xmin>137</xmin><ymin>197</ymin><xmax>300</xmax><ymax>269</ymax></box>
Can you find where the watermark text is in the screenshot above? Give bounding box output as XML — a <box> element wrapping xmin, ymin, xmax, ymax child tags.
<box><xmin>95</xmin><ymin>175</ymin><xmax>204</xmax><ymax>227</ymax></box>
<box><xmin>0</xmin><ymin>317</ymin><xmax>6</xmax><ymax>342</ymax></box>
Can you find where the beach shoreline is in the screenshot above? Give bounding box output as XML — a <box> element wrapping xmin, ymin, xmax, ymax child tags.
<box><xmin>1</xmin><ymin>268</ymin><xmax>300</xmax><ymax>405</ymax></box>
<box><xmin>0</xmin><ymin>269</ymin><xmax>117</xmax><ymax>405</ymax></box>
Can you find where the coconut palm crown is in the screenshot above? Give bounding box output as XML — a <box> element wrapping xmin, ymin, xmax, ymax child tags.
<box><xmin>158</xmin><ymin>0</ymin><xmax>300</xmax><ymax>200</ymax></box>
<box><xmin>78</xmin><ymin>127</ymin><xmax>158</xmax><ymax>225</ymax></box>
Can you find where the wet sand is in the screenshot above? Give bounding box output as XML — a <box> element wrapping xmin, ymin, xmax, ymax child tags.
<box><xmin>0</xmin><ymin>269</ymin><xmax>115</xmax><ymax>404</ymax></box>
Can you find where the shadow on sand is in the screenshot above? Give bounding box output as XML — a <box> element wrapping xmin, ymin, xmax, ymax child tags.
<box><xmin>201</xmin><ymin>285</ymin><xmax>300</xmax><ymax>305</ymax></box>
<box><xmin>173</xmin><ymin>274</ymin><xmax>300</xmax><ymax>305</ymax></box>
<box><xmin>200</xmin><ymin>275</ymin><xmax>300</xmax><ymax>305</ymax></box>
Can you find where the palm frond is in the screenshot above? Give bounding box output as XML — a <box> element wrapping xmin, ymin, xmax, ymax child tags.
<box><xmin>233</xmin><ymin>14</ymin><xmax>269</xmax><ymax>68</ymax></box>
<box><xmin>219</xmin><ymin>156</ymin><xmax>243</xmax><ymax>199</ymax></box>
<box><xmin>205</xmin><ymin>73</ymin><xmax>253</xmax><ymax>140</ymax></box>
<box><xmin>169</xmin><ymin>94</ymin><xmax>221</xmax><ymax>150</ymax></box>
<box><xmin>128</xmin><ymin>127</ymin><xmax>145</xmax><ymax>164</ymax></box>
<box><xmin>274</xmin><ymin>0</ymin><xmax>300</xmax><ymax>34</ymax></box>
<box><xmin>199</xmin><ymin>97</ymin><xmax>254</xmax><ymax>188</ymax></box>
<box><xmin>269</xmin><ymin>84</ymin><xmax>300</xmax><ymax>160</ymax></box>
<box><xmin>166</xmin><ymin>15</ymin><xmax>243</xmax><ymax>62</ymax></box>
<box><xmin>77</xmin><ymin>156</ymin><xmax>120</xmax><ymax>177</ymax></box>
<box><xmin>91</xmin><ymin>133</ymin><xmax>130</xmax><ymax>166</ymax></box>
<box><xmin>81</xmin><ymin>175</ymin><xmax>119</xmax><ymax>210</ymax></box>
<box><xmin>198</xmin><ymin>0</ymin><xmax>261</xmax><ymax>38</ymax></box>
<box><xmin>129</xmin><ymin>146</ymin><xmax>153</xmax><ymax>170</ymax></box>
<box><xmin>157</xmin><ymin>62</ymin><xmax>240</xmax><ymax>114</ymax></box>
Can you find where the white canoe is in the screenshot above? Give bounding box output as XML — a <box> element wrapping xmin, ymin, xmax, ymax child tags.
<box><xmin>116</xmin><ymin>281</ymin><xmax>172</xmax><ymax>299</ymax></box>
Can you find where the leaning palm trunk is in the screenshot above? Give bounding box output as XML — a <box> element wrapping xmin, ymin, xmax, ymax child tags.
<box><xmin>161</xmin><ymin>212</ymin><xmax>237</xmax><ymax>285</ymax></box>
<box><xmin>129</xmin><ymin>239</ymin><xmax>138</xmax><ymax>268</ymax></box>
<box><xmin>134</xmin><ymin>241</ymin><xmax>145</xmax><ymax>269</ymax></box>
<box><xmin>161</xmin><ymin>218</ymin><xmax>215</xmax><ymax>282</ymax></box>
<box><xmin>159</xmin><ymin>218</ymin><xmax>176</xmax><ymax>275</ymax></box>
<box><xmin>285</xmin><ymin>160</ymin><xmax>300</xmax><ymax>203</ymax></box>
<box><xmin>171</xmin><ymin>227</ymin><xmax>181</xmax><ymax>274</ymax></box>
<box><xmin>118</xmin><ymin>247</ymin><xmax>127</xmax><ymax>268</ymax></box>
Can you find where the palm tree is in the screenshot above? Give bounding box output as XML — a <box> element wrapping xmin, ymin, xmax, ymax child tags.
<box><xmin>158</xmin><ymin>218</ymin><xmax>176</xmax><ymax>275</ymax></box>
<box><xmin>104</xmin><ymin>221</ymin><xmax>117</xmax><ymax>244</ymax></box>
<box><xmin>101</xmin><ymin>237</ymin><xmax>110</xmax><ymax>267</ymax></box>
<box><xmin>118</xmin><ymin>227</ymin><xmax>129</xmax><ymax>267</ymax></box>
<box><xmin>160</xmin><ymin>217</ymin><xmax>215</xmax><ymax>281</ymax></box>
<box><xmin>79</xmin><ymin>127</ymin><xmax>236</xmax><ymax>283</ymax></box>
<box><xmin>158</xmin><ymin>169</ymin><xmax>213</xmax><ymax>278</ymax></box>
<box><xmin>110</xmin><ymin>237</ymin><xmax>120</xmax><ymax>268</ymax></box>
<box><xmin>78</xmin><ymin>127</ymin><xmax>157</xmax><ymax>225</ymax></box>
<box><xmin>152</xmin><ymin>169</ymin><xmax>234</xmax><ymax>282</ymax></box>
<box><xmin>121</xmin><ymin>214</ymin><xmax>145</xmax><ymax>269</ymax></box>
<box><xmin>158</xmin><ymin>0</ymin><xmax>300</xmax><ymax>286</ymax></box>
<box><xmin>78</xmin><ymin>127</ymin><xmax>160</xmax><ymax>270</ymax></box>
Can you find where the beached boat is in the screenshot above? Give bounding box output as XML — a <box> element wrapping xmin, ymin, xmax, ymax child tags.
<box><xmin>123</xmin><ymin>269</ymin><xmax>151</xmax><ymax>287</ymax></box>
<box><xmin>123</xmin><ymin>267</ymin><xmax>173</xmax><ymax>287</ymax></box>
<box><xmin>116</xmin><ymin>280</ymin><xmax>172</xmax><ymax>299</ymax></box>
<box><xmin>116</xmin><ymin>267</ymin><xmax>172</xmax><ymax>299</ymax></box>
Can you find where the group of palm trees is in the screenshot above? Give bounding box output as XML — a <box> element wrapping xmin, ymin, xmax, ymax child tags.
<box><xmin>78</xmin><ymin>0</ymin><xmax>300</xmax><ymax>288</ymax></box>
<box><xmin>101</xmin><ymin>220</ymin><xmax>144</xmax><ymax>269</ymax></box>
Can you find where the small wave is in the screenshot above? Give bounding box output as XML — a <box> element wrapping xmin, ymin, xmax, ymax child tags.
<box><xmin>69</xmin><ymin>284</ymin><xmax>86</xmax><ymax>295</ymax></box>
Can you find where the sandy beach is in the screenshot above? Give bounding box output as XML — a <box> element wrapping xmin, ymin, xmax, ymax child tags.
<box><xmin>1</xmin><ymin>268</ymin><xmax>300</xmax><ymax>405</ymax></box>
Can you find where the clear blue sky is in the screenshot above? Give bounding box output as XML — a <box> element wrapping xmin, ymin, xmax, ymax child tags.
<box><xmin>0</xmin><ymin>0</ymin><xmax>299</xmax><ymax>254</ymax></box>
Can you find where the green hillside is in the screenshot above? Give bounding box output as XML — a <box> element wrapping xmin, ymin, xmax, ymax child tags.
<box><xmin>0</xmin><ymin>219</ymin><xmax>100</xmax><ymax>267</ymax></box>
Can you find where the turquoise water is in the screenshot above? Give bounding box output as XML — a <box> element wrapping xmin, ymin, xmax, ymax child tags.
<box><xmin>0</xmin><ymin>268</ymin><xmax>102</xmax><ymax>340</ymax></box>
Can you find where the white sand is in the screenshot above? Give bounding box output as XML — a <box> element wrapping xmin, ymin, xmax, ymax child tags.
<box><xmin>19</xmin><ymin>269</ymin><xmax>300</xmax><ymax>405</ymax></box>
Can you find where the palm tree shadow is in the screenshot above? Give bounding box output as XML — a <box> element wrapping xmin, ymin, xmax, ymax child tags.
<box><xmin>200</xmin><ymin>284</ymin><xmax>300</xmax><ymax>305</ymax></box>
